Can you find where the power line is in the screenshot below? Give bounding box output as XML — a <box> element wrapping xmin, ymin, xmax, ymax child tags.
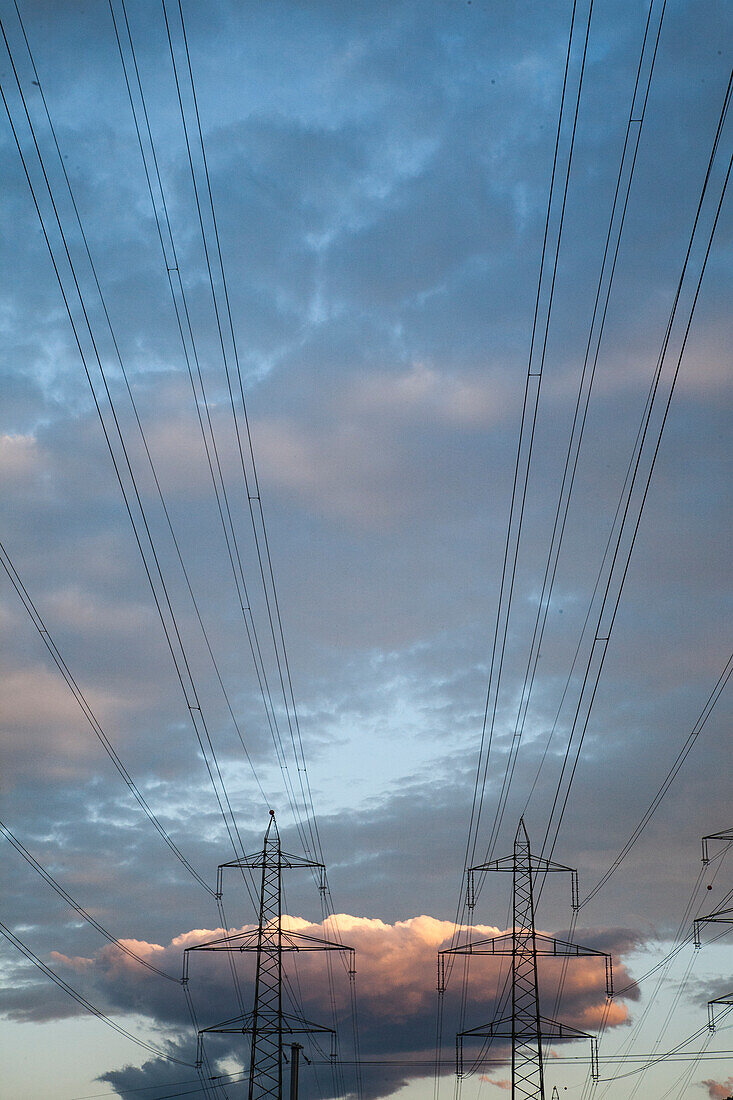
<box><xmin>158</xmin><ymin>0</ymin><xmax>324</xmax><ymax>871</ymax></box>
<box><xmin>436</xmin><ymin>14</ymin><xmax>599</xmax><ymax>1098</ymax></box>
<box><xmin>105</xmin><ymin>0</ymin><xmax>295</xmax><ymax>809</ymax></box>
<box><xmin>438</xmin><ymin>23</ymin><xmax>598</xmax><ymax>1099</ymax></box>
<box><xmin>580</xmin><ymin>651</ymin><xmax>733</xmax><ymax>906</ymax></box>
<box><xmin>539</xmin><ymin>67</ymin><xmax>733</xmax><ymax>865</ymax></box>
<box><xmin>154</xmin><ymin>5</ymin><xmax>360</xmax><ymax>1092</ymax></box>
<box><xmin>481</xmin><ymin>0</ymin><xmax>667</xmax><ymax>862</ymax></box>
<box><xmin>11</xmin><ymin>0</ymin><xmax>272</xmax><ymax>828</ymax></box>
<box><xmin>0</xmin><ymin>24</ymin><xmax>265</xmax><ymax>1078</ymax></box>
<box><xmin>591</xmin><ymin>851</ymin><xmax>733</xmax><ymax>1098</ymax></box>
<box><xmin>464</xmin><ymin>0</ymin><xmax>595</xmax><ymax>884</ymax></box>
<box><xmin>0</xmin><ymin>539</ymin><xmax>213</xmax><ymax>895</ymax></box>
<box><xmin>0</xmin><ymin>920</ymin><xmax>193</xmax><ymax>1065</ymax></box>
<box><xmin>12</xmin><ymin>0</ymin><xmax>273</xmax><ymax>821</ymax></box>
<box><xmin>0</xmin><ymin>5</ymin><xmax>248</xmax><ymax>870</ymax></box>
<box><xmin>105</xmin><ymin>0</ymin><xmax>317</xmax><ymax>892</ymax></box>
<box><xmin>0</xmin><ymin>818</ymin><xmax>180</xmax><ymax>982</ymax></box>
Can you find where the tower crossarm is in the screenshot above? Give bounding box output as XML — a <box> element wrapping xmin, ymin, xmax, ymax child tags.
<box><xmin>195</xmin><ymin>1011</ymin><xmax>336</xmax><ymax>1069</ymax></box>
<box><xmin>439</xmin><ymin>934</ymin><xmax>612</xmax><ymax>996</ymax></box>
<box><xmin>701</xmin><ymin>828</ymin><xmax>733</xmax><ymax>864</ymax></box>
<box><xmin>217</xmin><ymin>852</ymin><xmax>325</xmax><ymax>896</ymax></box>
<box><xmin>468</xmin><ymin>849</ymin><xmax>579</xmax><ymax>910</ymax></box>
<box><xmin>200</xmin><ymin>1010</ymin><xmax>335</xmax><ymax>1037</ymax></box>
<box><xmin>456</xmin><ymin>1015</ymin><xmax>599</xmax><ymax>1081</ymax></box>
<box><xmin>183</xmin><ymin>929</ymin><xmax>354</xmax><ymax>981</ymax></box>
<box><xmin>707</xmin><ymin>992</ymin><xmax>733</xmax><ymax>1031</ymax></box>
<box><xmin>694</xmin><ymin>905</ymin><xmax>733</xmax><ymax>947</ymax></box>
<box><xmin>441</xmin><ymin>932</ymin><xmax>609</xmax><ymax>958</ymax></box>
<box><xmin>470</xmin><ymin>856</ymin><xmax>575</xmax><ymax>876</ymax></box>
<box><xmin>460</xmin><ymin>1014</ymin><xmax>594</xmax><ymax>1042</ymax></box>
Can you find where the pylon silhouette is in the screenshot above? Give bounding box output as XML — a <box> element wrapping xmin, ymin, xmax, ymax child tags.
<box><xmin>439</xmin><ymin>820</ymin><xmax>611</xmax><ymax>1100</ymax></box>
<box><xmin>696</xmin><ymin>825</ymin><xmax>733</xmax><ymax>1032</ymax></box>
<box><xmin>184</xmin><ymin>812</ymin><xmax>354</xmax><ymax>1100</ymax></box>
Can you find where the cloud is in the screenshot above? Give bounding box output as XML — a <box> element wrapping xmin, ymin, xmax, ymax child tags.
<box><xmin>346</xmin><ymin>362</ymin><xmax>513</xmax><ymax>430</ymax></box>
<box><xmin>701</xmin><ymin>1077</ymin><xmax>733</xmax><ymax>1100</ymax></box>
<box><xmin>253</xmin><ymin>362</ymin><xmax>515</xmax><ymax>526</ymax></box>
<box><xmin>0</xmin><ymin>665</ymin><xmax>120</xmax><ymax>785</ymax></box>
<box><xmin>0</xmin><ymin>432</ymin><xmax>40</xmax><ymax>486</ymax></box>
<box><xmin>4</xmin><ymin>912</ymin><xmax>639</xmax><ymax>1099</ymax></box>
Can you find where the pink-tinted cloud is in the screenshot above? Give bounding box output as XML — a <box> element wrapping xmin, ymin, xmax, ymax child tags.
<box><xmin>253</xmin><ymin>363</ymin><xmax>514</xmax><ymax>526</ymax></box>
<box><xmin>346</xmin><ymin>362</ymin><xmax>513</xmax><ymax>431</ymax></box>
<box><xmin>0</xmin><ymin>433</ymin><xmax>39</xmax><ymax>487</ymax></box>
<box><xmin>701</xmin><ymin>1077</ymin><xmax>733</xmax><ymax>1099</ymax></box>
<box><xmin>0</xmin><ymin>665</ymin><xmax>118</xmax><ymax>785</ymax></box>
<box><xmin>45</xmin><ymin>912</ymin><xmax>638</xmax><ymax>1069</ymax></box>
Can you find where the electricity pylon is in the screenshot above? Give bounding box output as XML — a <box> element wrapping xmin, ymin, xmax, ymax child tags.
<box><xmin>184</xmin><ymin>811</ymin><xmax>355</xmax><ymax>1100</ymax></box>
<box><xmin>696</xmin><ymin>826</ymin><xmax>733</xmax><ymax>1031</ymax></box>
<box><xmin>439</xmin><ymin>819</ymin><xmax>612</xmax><ymax>1100</ymax></box>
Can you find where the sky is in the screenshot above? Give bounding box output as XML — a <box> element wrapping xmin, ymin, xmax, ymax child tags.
<box><xmin>0</xmin><ymin>0</ymin><xmax>731</xmax><ymax>1098</ymax></box>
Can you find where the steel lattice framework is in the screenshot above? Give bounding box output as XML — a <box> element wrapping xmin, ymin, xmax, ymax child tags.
<box><xmin>185</xmin><ymin>812</ymin><xmax>354</xmax><ymax>1100</ymax></box>
<box><xmin>697</xmin><ymin>825</ymin><xmax>733</xmax><ymax>1033</ymax></box>
<box><xmin>440</xmin><ymin>820</ymin><xmax>611</xmax><ymax>1100</ymax></box>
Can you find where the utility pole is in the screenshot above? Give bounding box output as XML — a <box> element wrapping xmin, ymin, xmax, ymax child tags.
<box><xmin>439</xmin><ymin>819</ymin><xmax>612</xmax><ymax>1100</ymax></box>
<box><xmin>184</xmin><ymin>812</ymin><xmax>355</xmax><ymax>1100</ymax></box>
<box><xmin>288</xmin><ymin>1042</ymin><xmax>308</xmax><ymax>1100</ymax></box>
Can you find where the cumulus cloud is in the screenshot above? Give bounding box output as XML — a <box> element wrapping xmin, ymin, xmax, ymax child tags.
<box><xmin>8</xmin><ymin>913</ymin><xmax>639</xmax><ymax>1099</ymax></box>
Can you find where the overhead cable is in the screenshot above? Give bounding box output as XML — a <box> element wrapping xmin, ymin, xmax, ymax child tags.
<box><xmin>481</xmin><ymin>0</ymin><xmax>667</xmax><ymax>860</ymax></box>
<box><xmin>0</xmin><ymin>539</ymin><xmax>213</xmax><ymax>896</ymax></box>
<box><xmin>0</xmin><ymin>819</ymin><xmax>180</xmax><ymax>982</ymax></box>
<box><xmin>0</xmin><ymin>920</ymin><xmax>193</xmax><ymax>1065</ymax></box>
<box><xmin>0</xmin><ymin>6</ymin><xmax>248</xmax><ymax>873</ymax></box>
<box><xmin>540</xmin><ymin>68</ymin><xmax>733</xmax><ymax>864</ymax></box>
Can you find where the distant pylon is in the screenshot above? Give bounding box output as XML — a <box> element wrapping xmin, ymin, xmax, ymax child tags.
<box><xmin>184</xmin><ymin>811</ymin><xmax>355</xmax><ymax>1100</ymax></box>
<box><xmin>439</xmin><ymin>820</ymin><xmax>611</xmax><ymax>1100</ymax></box>
<box><xmin>696</xmin><ymin>826</ymin><xmax>733</xmax><ymax>1032</ymax></box>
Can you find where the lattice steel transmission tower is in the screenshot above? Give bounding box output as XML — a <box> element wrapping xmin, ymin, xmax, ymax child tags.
<box><xmin>184</xmin><ymin>811</ymin><xmax>355</xmax><ymax>1100</ymax></box>
<box><xmin>439</xmin><ymin>819</ymin><xmax>612</xmax><ymax>1100</ymax></box>
<box><xmin>695</xmin><ymin>826</ymin><xmax>733</xmax><ymax>1031</ymax></box>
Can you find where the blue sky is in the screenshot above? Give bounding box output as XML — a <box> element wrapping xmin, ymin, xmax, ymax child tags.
<box><xmin>0</xmin><ymin>1</ymin><xmax>732</xmax><ymax>1097</ymax></box>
